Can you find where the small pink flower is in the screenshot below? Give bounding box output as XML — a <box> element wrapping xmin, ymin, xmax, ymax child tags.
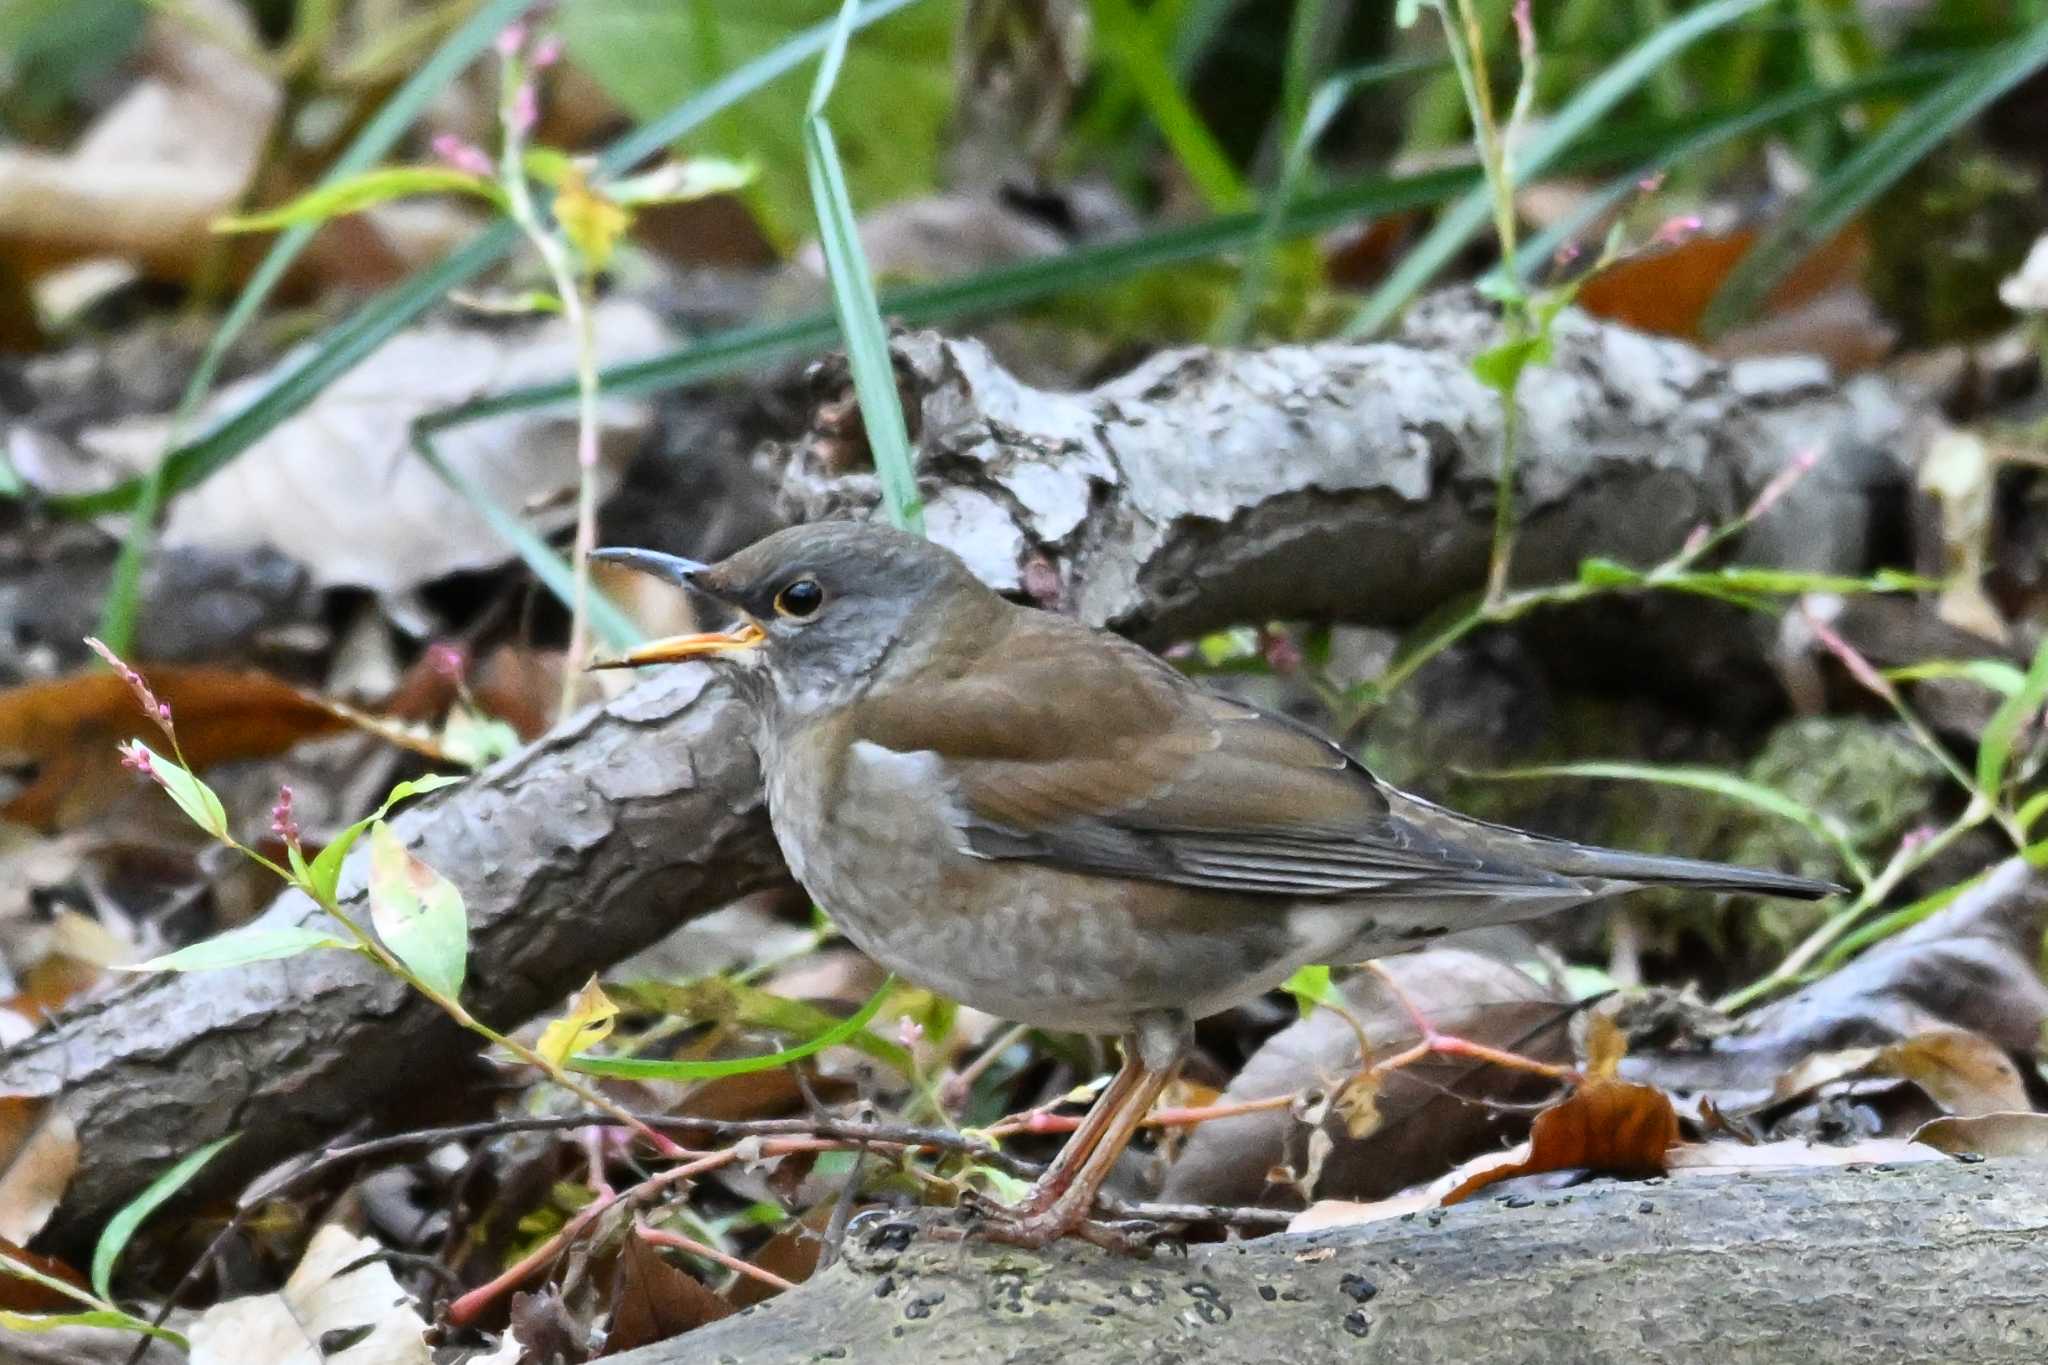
<box><xmin>431</xmin><ymin>133</ymin><xmax>493</xmax><ymax>178</ymax></box>
<box><xmin>1262</xmin><ymin>630</ymin><xmax>1304</xmax><ymax>675</ymax></box>
<box><xmin>1803</xmin><ymin>605</ymin><xmax>1898</xmax><ymax>704</ymax></box>
<box><xmin>1652</xmin><ymin>214</ymin><xmax>1703</xmax><ymax>248</ymax></box>
<box><xmin>1553</xmin><ymin>240</ymin><xmax>1582</xmax><ymax>268</ymax></box>
<box><xmin>495</xmin><ymin>22</ymin><xmax>527</xmax><ymax>58</ymax></box>
<box><xmin>531</xmin><ymin>35</ymin><xmax>563</xmax><ymax>68</ymax></box>
<box><xmin>118</xmin><ymin>740</ymin><xmax>154</xmax><ymax>778</ymax></box>
<box><xmin>897</xmin><ymin>1017</ymin><xmax>925</xmax><ymax>1049</ymax></box>
<box><xmin>1637</xmin><ymin>171</ymin><xmax>1667</xmax><ymax>195</ymax></box>
<box><xmin>425</xmin><ymin>642</ymin><xmax>468</xmax><ymax>681</ymax></box>
<box><xmin>1742</xmin><ymin>446</ymin><xmax>1823</xmax><ymax>524</ymax></box>
<box><xmin>1511</xmin><ymin>0</ymin><xmax>1534</xmax><ymax>51</ymax></box>
<box><xmin>1680</xmin><ymin>524</ymin><xmax>1710</xmax><ymax>557</ymax></box>
<box><xmin>85</xmin><ymin>636</ymin><xmax>175</xmax><ymax>742</ymax></box>
<box><xmin>271</xmin><ymin>785</ymin><xmax>301</xmax><ymax>850</ymax></box>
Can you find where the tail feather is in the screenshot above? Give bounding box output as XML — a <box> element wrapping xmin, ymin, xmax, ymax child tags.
<box><xmin>1544</xmin><ymin>845</ymin><xmax>1842</xmax><ymax>899</ymax></box>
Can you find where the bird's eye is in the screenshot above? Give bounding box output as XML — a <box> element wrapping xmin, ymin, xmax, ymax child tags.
<box><xmin>774</xmin><ymin>577</ymin><xmax>825</xmax><ymax>619</ymax></box>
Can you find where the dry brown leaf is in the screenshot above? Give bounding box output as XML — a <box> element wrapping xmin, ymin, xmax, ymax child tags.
<box><xmin>0</xmin><ymin>1235</ymin><xmax>92</xmax><ymax>1313</ymax></box>
<box><xmin>1160</xmin><ymin>949</ymin><xmax>1571</xmax><ymax>1207</ymax></box>
<box><xmin>602</xmin><ymin>1231</ymin><xmax>733</xmax><ymax>1355</ymax></box>
<box><xmin>78</xmin><ymin>301</ymin><xmax>668</xmax><ymax>604</ymax></box>
<box><xmin>0</xmin><ymin>665</ymin><xmax>351</xmax><ymax>832</ymax></box>
<box><xmin>1439</xmin><ymin>1072</ymin><xmax>1679</xmax><ymax>1206</ymax></box>
<box><xmin>0</xmin><ymin>1098</ymin><xmax>78</xmax><ymax>1245</ymax></box>
<box><xmin>1876</xmin><ymin>1030</ymin><xmax>2031</xmax><ymax>1117</ymax></box>
<box><xmin>1914</xmin><ymin>1111</ymin><xmax>2048</xmax><ymax>1158</ymax></box>
<box><xmin>1286</xmin><ymin>1191</ymin><xmax>1436</xmax><ymax>1234</ymax></box>
<box><xmin>1575</xmin><ymin>224</ymin><xmax>1868</xmax><ymax>343</ymax></box>
<box><xmin>188</xmin><ymin>1225</ymin><xmax>427</xmax><ymax>1365</ymax></box>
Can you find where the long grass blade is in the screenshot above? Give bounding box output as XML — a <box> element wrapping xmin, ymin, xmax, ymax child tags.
<box><xmin>802</xmin><ymin>0</ymin><xmax>923</xmax><ymax>534</ymax></box>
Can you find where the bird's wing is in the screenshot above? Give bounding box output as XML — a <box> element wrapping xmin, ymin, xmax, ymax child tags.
<box><xmin>848</xmin><ymin>611</ymin><xmax>1572</xmax><ymax>900</ymax></box>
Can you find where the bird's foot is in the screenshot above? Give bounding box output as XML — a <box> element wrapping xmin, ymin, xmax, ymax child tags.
<box><xmin>953</xmin><ymin>1188</ymin><xmax>1165</xmax><ymax>1254</ymax></box>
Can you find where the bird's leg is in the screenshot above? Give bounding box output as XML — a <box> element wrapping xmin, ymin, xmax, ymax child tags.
<box><xmin>980</xmin><ymin>1012</ymin><xmax>1190</xmax><ymax>1249</ymax></box>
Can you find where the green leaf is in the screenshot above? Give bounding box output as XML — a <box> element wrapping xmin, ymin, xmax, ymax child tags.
<box><xmin>366</xmin><ymin>822</ymin><xmax>469</xmax><ymax>1000</ymax></box>
<box><xmin>607</xmin><ymin>156</ymin><xmax>757</xmax><ymax>207</ymax></box>
<box><xmin>120</xmin><ymin>926</ymin><xmax>354</xmax><ymax>974</ymax></box>
<box><xmin>1976</xmin><ymin>638</ymin><xmax>2048</xmax><ymax>801</ymax></box>
<box><xmin>560</xmin><ymin>0</ymin><xmax>957</xmax><ymax>246</ymax></box>
<box><xmin>0</xmin><ymin>1308</ymin><xmax>185</xmax><ymax>1346</ymax></box>
<box><xmin>1706</xmin><ymin>18</ymin><xmax>2048</xmax><ymax>335</ymax></box>
<box><xmin>1283</xmin><ymin>963</ymin><xmax>1338</xmax><ymax>1018</ymax></box>
<box><xmin>91</xmin><ymin>1135</ymin><xmax>236</xmax><ymax>1304</ymax></box>
<box><xmin>304</xmin><ymin>773</ymin><xmax>465</xmax><ymax>904</ymax></box>
<box><xmin>613</xmin><ymin>976</ymin><xmax>915</xmax><ymax>1075</ymax></box>
<box><xmin>1576</xmin><ymin>557</ymin><xmax>1643</xmax><ymax>587</ymax></box>
<box><xmin>124</xmin><ymin>742</ymin><xmax>229</xmax><ymax>841</ymax></box>
<box><xmin>1883</xmin><ymin>659</ymin><xmax>2030</xmax><ymax>696</ymax></box>
<box><xmin>1348</xmin><ymin>0</ymin><xmax>1775</xmax><ymax>336</ymax></box>
<box><xmin>1470</xmin><ymin>760</ymin><xmax>1867</xmax><ymax>885</ymax></box>
<box><xmin>1469</xmin><ymin>334</ymin><xmax>1551</xmax><ymax>391</ymax></box>
<box><xmin>214</xmin><ymin>166</ymin><xmax>506</xmax><ymax>232</ymax></box>
<box><xmin>571</xmin><ymin>976</ymin><xmax>896</xmax><ymax>1080</ymax></box>
<box><xmin>804</xmin><ymin>0</ymin><xmax>923</xmax><ymax>536</ymax></box>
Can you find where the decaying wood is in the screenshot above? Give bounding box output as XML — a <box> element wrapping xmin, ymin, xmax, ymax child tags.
<box><xmin>2</xmin><ymin>295</ymin><xmax>1925</xmax><ymax>1244</ymax></box>
<box><xmin>619</xmin><ymin>1159</ymin><xmax>2048</xmax><ymax>1364</ymax></box>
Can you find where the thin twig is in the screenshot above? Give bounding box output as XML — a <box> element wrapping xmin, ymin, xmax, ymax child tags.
<box><xmin>637</xmin><ymin>1223</ymin><xmax>798</xmax><ymax>1294</ymax></box>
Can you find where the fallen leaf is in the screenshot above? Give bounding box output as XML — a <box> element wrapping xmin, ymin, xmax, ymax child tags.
<box><xmin>1575</xmin><ymin>223</ymin><xmax>1867</xmax><ymax>344</ymax></box>
<box><xmin>1286</xmin><ymin>1191</ymin><xmax>1436</xmax><ymax>1234</ymax></box>
<box><xmin>1161</xmin><ymin>949</ymin><xmax>1571</xmax><ymax>1206</ymax></box>
<box><xmin>0</xmin><ymin>1236</ymin><xmax>91</xmax><ymax>1313</ymax></box>
<box><xmin>188</xmin><ymin>1224</ymin><xmax>427</xmax><ymax>1365</ymax></box>
<box><xmin>1876</xmin><ymin>1030</ymin><xmax>2031</xmax><ymax>1117</ymax></box>
<box><xmin>1914</xmin><ymin>1111</ymin><xmax>2048</xmax><ymax>1157</ymax></box>
<box><xmin>0</xmin><ymin>1098</ymin><xmax>79</xmax><ymax>1245</ymax></box>
<box><xmin>1999</xmin><ymin>234</ymin><xmax>2048</xmax><ymax>312</ymax></box>
<box><xmin>1439</xmin><ymin>1070</ymin><xmax>1679</xmax><ymax>1205</ymax></box>
<box><xmin>509</xmin><ymin>1289</ymin><xmax>588</xmax><ymax>1365</ymax></box>
<box><xmin>0</xmin><ymin>665</ymin><xmax>351</xmax><ymax>832</ymax></box>
<box><xmin>602</xmin><ymin>1231</ymin><xmax>731</xmax><ymax>1355</ymax></box>
<box><xmin>77</xmin><ymin>301</ymin><xmax>668</xmax><ymax>605</ymax></box>
<box><xmin>1619</xmin><ymin>857</ymin><xmax>2048</xmax><ymax>1117</ymax></box>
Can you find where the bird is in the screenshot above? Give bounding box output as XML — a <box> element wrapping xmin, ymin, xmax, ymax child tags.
<box><xmin>590</xmin><ymin>521</ymin><xmax>1839</xmax><ymax>1247</ymax></box>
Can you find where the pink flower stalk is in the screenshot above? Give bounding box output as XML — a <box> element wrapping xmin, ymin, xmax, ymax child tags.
<box><xmin>510</xmin><ymin>82</ymin><xmax>539</xmax><ymax>136</ymax></box>
<box><xmin>1741</xmin><ymin>446</ymin><xmax>1823</xmax><ymax>525</ymax></box>
<box><xmin>85</xmin><ymin>636</ymin><xmax>175</xmax><ymax>743</ymax></box>
<box><xmin>1553</xmin><ymin>240</ymin><xmax>1582</xmax><ymax>268</ymax></box>
<box><xmin>431</xmin><ymin>133</ymin><xmax>493</xmax><ymax>178</ymax></box>
<box><xmin>897</xmin><ymin>1017</ymin><xmax>925</xmax><ymax>1049</ymax></box>
<box><xmin>1652</xmin><ymin>214</ymin><xmax>1703</xmax><ymax>248</ymax></box>
<box><xmin>271</xmin><ymin>785</ymin><xmax>302</xmax><ymax>850</ymax></box>
<box><xmin>495</xmin><ymin>22</ymin><xmax>527</xmax><ymax>58</ymax></box>
<box><xmin>1637</xmin><ymin>171</ymin><xmax>1667</xmax><ymax>195</ymax></box>
<box><xmin>1262</xmin><ymin>631</ymin><xmax>1304</xmax><ymax>675</ymax></box>
<box><xmin>117</xmin><ymin>739</ymin><xmax>154</xmax><ymax>777</ymax></box>
<box><xmin>1511</xmin><ymin>0</ymin><xmax>1534</xmax><ymax>56</ymax></box>
<box><xmin>531</xmin><ymin>34</ymin><xmax>563</xmax><ymax>68</ymax></box>
<box><xmin>1680</xmin><ymin>524</ymin><xmax>1711</xmax><ymax>558</ymax></box>
<box><xmin>1802</xmin><ymin>605</ymin><xmax>1899</xmax><ymax>704</ymax></box>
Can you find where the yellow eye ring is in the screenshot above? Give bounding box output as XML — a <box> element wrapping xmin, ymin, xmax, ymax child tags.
<box><xmin>774</xmin><ymin>578</ymin><xmax>825</xmax><ymax>618</ymax></box>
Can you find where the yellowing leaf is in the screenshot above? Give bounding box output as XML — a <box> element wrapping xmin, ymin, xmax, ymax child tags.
<box><xmin>537</xmin><ymin>977</ymin><xmax>619</xmax><ymax>1070</ymax></box>
<box><xmin>367</xmin><ymin>822</ymin><xmax>468</xmax><ymax>1001</ymax></box>
<box><xmin>554</xmin><ymin>167</ymin><xmax>632</xmax><ymax>272</ymax></box>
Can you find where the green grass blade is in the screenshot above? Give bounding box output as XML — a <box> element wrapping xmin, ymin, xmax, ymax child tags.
<box><xmin>44</xmin><ymin>0</ymin><xmax>928</xmax><ymax>525</ymax></box>
<box><xmin>1469</xmin><ymin>759</ymin><xmax>1868</xmax><ymax>885</ymax></box>
<box><xmin>803</xmin><ymin>0</ymin><xmax>922</xmax><ymax>535</ymax></box>
<box><xmin>1975</xmin><ymin>637</ymin><xmax>2048</xmax><ymax>801</ymax></box>
<box><xmin>571</xmin><ymin>975</ymin><xmax>896</xmax><ymax>1080</ymax></box>
<box><xmin>1346</xmin><ymin>0</ymin><xmax>1775</xmax><ymax>337</ymax></box>
<box><xmin>1093</xmin><ymin>0</ymin><xmax>1247</xmax><ymax>212</ymax></box>
<box><xmin>91</xmin><ymin>1134</ymin><xmax>236</xmax><ymax>1304</ymax></box>
<box><xmin>1703</xmin><ymin>17</ymin><xmax>2048</xmax><ymax>334</ymax></box>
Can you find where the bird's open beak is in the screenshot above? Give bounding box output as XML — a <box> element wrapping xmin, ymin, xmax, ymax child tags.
<box><xmin>587</xmin><ymin>546</ymin><xmax>766</xmax><ymax>669</ymax></box>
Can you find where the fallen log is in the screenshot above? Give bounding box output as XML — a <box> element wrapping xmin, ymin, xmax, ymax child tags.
<box><xmin>621</xmin><ymin>1158</ymin><xmax>2048</xmax><ymax>1364</ymax></box>
<box><xmin>4</xmin><ymin>295</ymin><xmax>1919</xmax><ymax>1245</ymax></box>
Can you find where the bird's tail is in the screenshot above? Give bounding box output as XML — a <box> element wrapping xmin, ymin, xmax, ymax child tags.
<box><xmin>1539</xmin><ymin>844</ymin><xmax>1841</xmax><ymax>899</ymax></box>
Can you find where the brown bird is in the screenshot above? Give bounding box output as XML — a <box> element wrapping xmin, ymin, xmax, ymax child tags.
<box><xmin>592</xmin><ymin>522</ymin><xmax>1837</xmax><ymax>1247</ymax></box>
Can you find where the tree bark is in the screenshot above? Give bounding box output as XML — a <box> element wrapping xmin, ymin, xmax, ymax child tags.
<box><xmin>619</xmin><ymin>1158</ymin><xmax>2048</xmax><ymax>1364</ymax></box>
<box><xmin>2</xmin><ymin>296</ymin><xmax>1923</xmax><ymax>1246</ymax></box>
